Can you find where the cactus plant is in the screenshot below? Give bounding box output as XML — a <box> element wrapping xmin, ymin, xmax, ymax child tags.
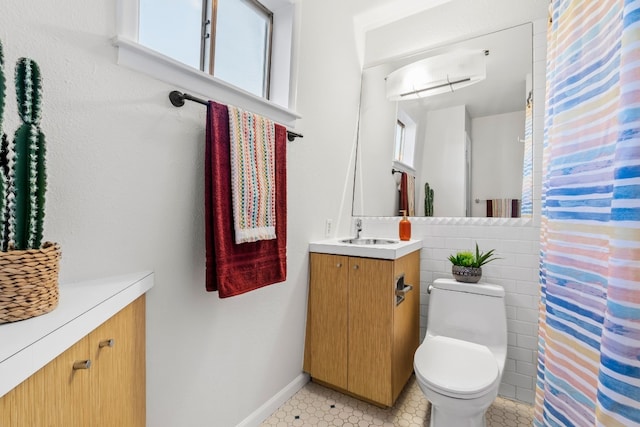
<box><xmin>424</xmin><ymin>182</ymin><xmax>434</xmax><ymax>217</ymax></box>
<box><xmin>12</xmin><ymin>58</ymin><xmax>46</xmax><ymax>250</ymax></box>
<box><xmin>0</xmin><ymin>39</ymin><xmax>48</xmax><ymax>251</ymax></box>
<box><xmin>0</xmin><ymin>40</ymin><xmax>9</xmax><ymax>251</ymax></box>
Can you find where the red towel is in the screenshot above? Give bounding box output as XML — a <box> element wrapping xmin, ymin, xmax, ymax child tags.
<box><xmin>398</xmin><ymin>172</ymin><xmax>408</xmax><ymax>215</ymax></box>
<box><xmin>205</xmin><ymin>101</ymin><xmax>287</xmax><ymax>298</ymax></box>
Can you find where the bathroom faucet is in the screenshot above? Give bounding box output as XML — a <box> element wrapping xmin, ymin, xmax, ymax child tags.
<box><xmin>355</xmin><ymin>219</ymin><xmax>362</xmax><ymax>239</ymax></box>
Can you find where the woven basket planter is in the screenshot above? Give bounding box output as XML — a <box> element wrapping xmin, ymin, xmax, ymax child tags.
<box><xmin>0</xmin><ymin>242</ymin><xmax>61</xmax><ymax>324</ymax></box>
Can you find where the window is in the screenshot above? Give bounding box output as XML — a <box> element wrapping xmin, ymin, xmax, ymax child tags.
<box><xmin>114</xmin><ymin>0</ymin><xmax>299</xmax><ymax>125</ymax></box>
<box><xmin>394</xmin><ymin>120</ymin><xmax>406</xmax><ymax>163</ymax></box>
<box><xmin>213</xmin><ymin>0</ymin><xmax>272</xmax><ymax>98</ymax></box>
<box><xmin>393</xmin><ymin>109</ymin><xmax>416</xmax><ymax>169</ymax></box>
<box><xmin>139</xmin><ymin>0</ymin><xmax>273</xmax><ymax>99</ymax></box>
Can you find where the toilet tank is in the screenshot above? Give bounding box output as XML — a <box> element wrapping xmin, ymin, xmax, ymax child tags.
<box><xmin>427</xmin><ymin>278</ymin><xmax>507</xmax><ymax>350</ymax></box>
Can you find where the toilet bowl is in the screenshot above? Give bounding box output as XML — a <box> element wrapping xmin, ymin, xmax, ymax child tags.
<box><xmin>413</xmin><ymin>278</ymin><xmax>507</xmax><ymax>427</ymax></box>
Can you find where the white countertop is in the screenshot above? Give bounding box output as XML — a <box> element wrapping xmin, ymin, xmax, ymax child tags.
<box><xmin>0</xmin><ymin>271</ymin><xmax>154</xmax><ymax>398</ymax></box>
<box><xmin>309</xmin><ymin>238</ymin><xmax>422</xmax><ymax>260</ymax></box>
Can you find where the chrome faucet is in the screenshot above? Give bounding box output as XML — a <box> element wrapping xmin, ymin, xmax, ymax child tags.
<box><xmin>355</xmin><ymin>219</ymin><xmax>363</xmax><ymax>239</ymax></box>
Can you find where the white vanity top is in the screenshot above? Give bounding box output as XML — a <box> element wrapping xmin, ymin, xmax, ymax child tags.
<box><xmin>309</xmin><ymin>238</ymin><xmax>422</xmax><ymax>260</ymax></box>
<box><xmin>0</xmin><ymin>271</ymin><xmax>154</xmax><ymax>398</ymax></box>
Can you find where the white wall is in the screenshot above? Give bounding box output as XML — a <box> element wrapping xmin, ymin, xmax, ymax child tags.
<box><xmin>352</xmin><ymin>62</ymin><xmax>398</xmax><ymax>216</ymax></box>
<box><xmin>0</xmin><ymin>0</ymin><xmax>360</xmax><ymax>426</ymax></box>
<box><xmin>471</xmin><ymin>111</ymin><xmax>526</xmax><ymax>217</ymax></box>
<box><xmin>421</xmin><ymin>105</ymin><xmax>468</xmax><ymax>217</ymax></box>
<box><xmin>364</xmin><ymin>0</ymin><xmax>548</xmax><ymax>67</ymax></box>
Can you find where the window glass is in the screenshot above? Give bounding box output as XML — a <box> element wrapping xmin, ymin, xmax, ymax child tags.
<box><xmin>394</xmin><ymin>120</ymin><xmax>406</xmax><ymax>163</ymax></box>
<box><xmin>139</xmin><ymin>0</ymin><xmax>203</xmax><ymax>70</ymax></box>
<box><xmin>138</xmin><ymin>0</ymin><xmax>272</xmax><ymax>99</ymax></box>
<box><xmin>214</xmin><ymin>0</ymin><xmax>272</xmax><ymax>98</ymax></box>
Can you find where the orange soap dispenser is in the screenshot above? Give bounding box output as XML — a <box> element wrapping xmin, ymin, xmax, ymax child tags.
<box><xmin>399</xmin><ymin>210</ymin><xmax>411</xmax><ymax>241</ymax></box>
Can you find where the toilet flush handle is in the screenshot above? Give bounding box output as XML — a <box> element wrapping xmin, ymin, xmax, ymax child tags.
<box><xmin>427</xmin><ymin>284</ymin><xmax>433</xmax><ymax>294</ymax></box>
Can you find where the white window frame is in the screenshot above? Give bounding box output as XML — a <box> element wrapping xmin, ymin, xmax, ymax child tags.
<box><xmin>113</xmin><ymin>0</ymin><xmax>301</xmax><ymax>127</ymax></box>
<box><xmin>393</xmin><ymin>109</ymin><xmax>416</xmax><ymax>171</ymax></box>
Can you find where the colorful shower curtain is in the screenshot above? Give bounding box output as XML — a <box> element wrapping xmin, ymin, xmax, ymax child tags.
<box><xmin>535</xmin><ymin>1</ymin><xmax>640</xmax><ymax>426</ymax></box>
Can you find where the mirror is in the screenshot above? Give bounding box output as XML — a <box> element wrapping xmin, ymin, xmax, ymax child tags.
<box><xmin>353</xmin><ymin>23</ymin><xmax>533</xmax><ymax>218</ymax></box>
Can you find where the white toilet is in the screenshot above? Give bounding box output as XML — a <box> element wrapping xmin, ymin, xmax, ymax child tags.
<box><xmin>414</xmin><ymin>278</ymin><xmax>507</xmax><ymax>427</ymax></box>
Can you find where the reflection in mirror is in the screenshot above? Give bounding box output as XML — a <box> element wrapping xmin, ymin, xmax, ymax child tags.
<box><xmin>353</xmin><ymin>23</ymin><xmax>533</xmax><ymax>218</ymax></box>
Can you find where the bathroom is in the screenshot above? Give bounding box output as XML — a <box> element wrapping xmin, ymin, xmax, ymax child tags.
<box><xmin>0</xmin><ymin>0</ymin><xmax>638</xmax><ymax>426</ymax></box>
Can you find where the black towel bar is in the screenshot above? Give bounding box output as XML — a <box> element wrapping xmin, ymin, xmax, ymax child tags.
<box><xmin>168</xmin><ymin>90</ymin><xmax>303</xmax><ymax>142</ymax></box>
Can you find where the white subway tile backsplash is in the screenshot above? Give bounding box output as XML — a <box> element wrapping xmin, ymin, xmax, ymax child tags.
<box><xmin>508</xmin><ymin>346</ymin><xmax>535</xmax><ymax>363</ymax></box>
<box><xmin>422</xmin><ymin>236</ymin><xmax>445</xmax><ymax>248</ymax></box>
<box><xmin>503</xmin><ymin>239</ymin><xmax>535</xmax><ymax>254</ymax></box>
<box><xmin>508</xmin><ymin>319</ymin><xmax>538</xmax><ymax>336</ymax></box>
<box><xmin>501</xmin><ymin>266</ymin><xmax>537</xmax><ymax>282</ymax></box>
<box><xmin>516</xmin><ymin>281</ymin><xmax>541</xmax><ymax>296</ymax></box>
<box><xmin>517</xmin><ymin>335</ymin><xmax>539</xmax><ymax>351</ymax></box>
<box><xmin>517</xmin><ymin>307</ymin><xmax>540</xmax><ymax>323</ymax></box>
<box><xmin>423</xmin><ymin>259</ymin><xmax>446</xmax><ymax>273</ymax></box>
<box><xmin>516</xmin><ymin>253</ymin><xmax>540</xmax><ymax>268</ymax></box>
<box><xmin>445</xmin><ymin>236</ymin><xmax>474</xmax><ymax>250</ymax></box>
<box><xmin>517</xmin><ymin>360</ymin><xmax>537</xmax><ymax>377</ymax></box>
<box><xmin>503</xmin><ymin>371</ymin><xmax>535</xmax><ymax>390</ymax></box>
<box><xmin>506</xmin><ymin>293</ymin><xmax>537</xmax><ymax>310</ymax></box>
<box><xmin>499</xmin><ymin>383</ymin><xmax>516</xmax><ymax>400</ymax></box>
<box><xmin>517</xmin><ymin>388</ymin><xmax>536</xmax><ymax>404</ymax></box>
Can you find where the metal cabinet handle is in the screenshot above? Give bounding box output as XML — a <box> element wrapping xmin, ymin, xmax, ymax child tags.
<box><xmin>336</xmin><ymin>263</ymin><xmax>342</xmax><ymax>268</ymax></box>
<box><xmin>353</xmin><ymin>264</ymin><xmax>359</xmax><ymax>270</ymax></box>
<box><xmin>99</xmin><ymin>339</ymin><xmax>115</xmax><ymax>348</ymax></box>
<box><xmin>73</xmin><ymin>360</ymin><xmax>91</xmax><ymax>370</ymax></box>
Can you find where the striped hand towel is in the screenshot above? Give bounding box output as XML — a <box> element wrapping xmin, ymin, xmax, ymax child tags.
<box><xmin>228</xmin><ymin>105</ymin><xmax>276</xmax><ymax>244</ymax></box>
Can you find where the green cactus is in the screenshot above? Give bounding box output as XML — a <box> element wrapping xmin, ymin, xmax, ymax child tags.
<box><xmin>12</xmin><ymin>57</ymin><xmax>46</xmax><ymax>250</ymax></box>
<box><xmin>0</xmin><ymin>135</ymin><xmax>9</xmax><ymax>252</ymax></box>
<box><xmin>424</xmin><ymin>182</ymin><xmax>434</xmax><ymax>217</ymax></box>
<box><xmin>0</xmin><ymin>40</ymin><xmax>8</xmax><ymax>251</ymax></box>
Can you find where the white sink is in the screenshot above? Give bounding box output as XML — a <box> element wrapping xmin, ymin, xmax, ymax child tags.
<box><xmin>309</xmin><ymin>238</ymin><xmax>422</xmax><ymax>260</ymax></box>
<box><xmin>339</xmin><ymin>238</ymin><xmax>398</xmax><ymax>245</ymax></box>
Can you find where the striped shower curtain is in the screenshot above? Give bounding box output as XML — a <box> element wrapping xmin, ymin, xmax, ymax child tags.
<box><xmin>535</xmin><ymin>1</ymin><xmax>640</xmax><ymax>426</ymax></box>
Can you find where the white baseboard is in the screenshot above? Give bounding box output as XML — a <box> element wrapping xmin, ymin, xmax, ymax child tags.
<box><xmin>236</xmin><ymin>372</ymin><xmax>310</xmax><ymax>427</ymax></box>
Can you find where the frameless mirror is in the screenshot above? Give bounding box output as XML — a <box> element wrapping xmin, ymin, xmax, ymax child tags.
<box><xmin>352</xmin><ymin>23</ymin><xmax>533</xmax><ymax>218</ymax></box>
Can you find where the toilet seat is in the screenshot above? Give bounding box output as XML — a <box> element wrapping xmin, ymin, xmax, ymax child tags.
<box><xmin>414</xmin><ymin>335</ymin><xmax>499</xmax><ymax>399</ymax></box>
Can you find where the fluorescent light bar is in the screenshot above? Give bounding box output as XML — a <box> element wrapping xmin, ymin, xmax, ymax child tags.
<box><xmin>399</xmin><ymin>77</ymin><xmax>472</xmax><ymax>98</ymax></box>
<box><xmin>386</xmin><ymin>50</ymin><xmax>487</xmax><ymax>101</ymax></box>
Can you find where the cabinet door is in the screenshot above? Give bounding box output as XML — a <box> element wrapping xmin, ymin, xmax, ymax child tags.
<box><xmin>0</xmin><ymin>384</ymin><xmax>13</xmax><ymax>426</ymax></box>
<box><xmin>0</xmin><ymin>336</ymin><xmax>92</xmax><ymax>427</ymax></box>
<box><xmin>89</xmin><ymin>295</ymin><xmax>146</xmax><ymax>427</ymax></box>
<box><xmin>392</xmin><ymin>251</ymin><xmax>421</xmax><ymax>401</ymax></box>
<box><xmin>306</xmin><ymin>253</ymin><xmax>349</xmax><ymax>390</ymax></box>
<box><xmin>348</xmin><ymin>256</ymin><xmax>394</xmax><ymax>406</ymax></box>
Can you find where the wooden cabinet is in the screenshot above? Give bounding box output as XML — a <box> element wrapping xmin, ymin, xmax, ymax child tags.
<box><xmin>0</xmin><ymin>295</ymin><xmax>146</xmax><ymax>427</ymax></box>
<box><xmin>303</xmin><ymin>250</ymin><xmax>420</xmax><ymax>407</ymax></box>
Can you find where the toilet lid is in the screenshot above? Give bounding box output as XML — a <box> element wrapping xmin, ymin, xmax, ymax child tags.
<box><xmin>414</xmin><ymin>335</ymin><xmax>499</xmax><ymax>398</ymax></box>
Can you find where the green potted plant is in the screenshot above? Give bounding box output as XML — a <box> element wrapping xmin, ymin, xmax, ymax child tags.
<box><xmin>0</xmin><ymin>40</ymin><xmax>60</xmax><ymax>324</ymax></box>
<box><xmin>448</xmin><ymin>243</ymin><xmax>500</xmax><ymax>283</ymax></box>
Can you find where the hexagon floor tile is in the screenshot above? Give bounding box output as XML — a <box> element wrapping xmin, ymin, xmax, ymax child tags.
<box><xmin>261</xmin><ymin>376</ymin><xmax>533</xmax><ymax>427</ymax></box>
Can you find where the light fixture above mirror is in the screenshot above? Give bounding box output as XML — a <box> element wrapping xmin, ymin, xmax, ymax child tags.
<box><xmin>385</xmin><ymin>49</ymin><xmax>488</xmax><ymax>101</ymax></box>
